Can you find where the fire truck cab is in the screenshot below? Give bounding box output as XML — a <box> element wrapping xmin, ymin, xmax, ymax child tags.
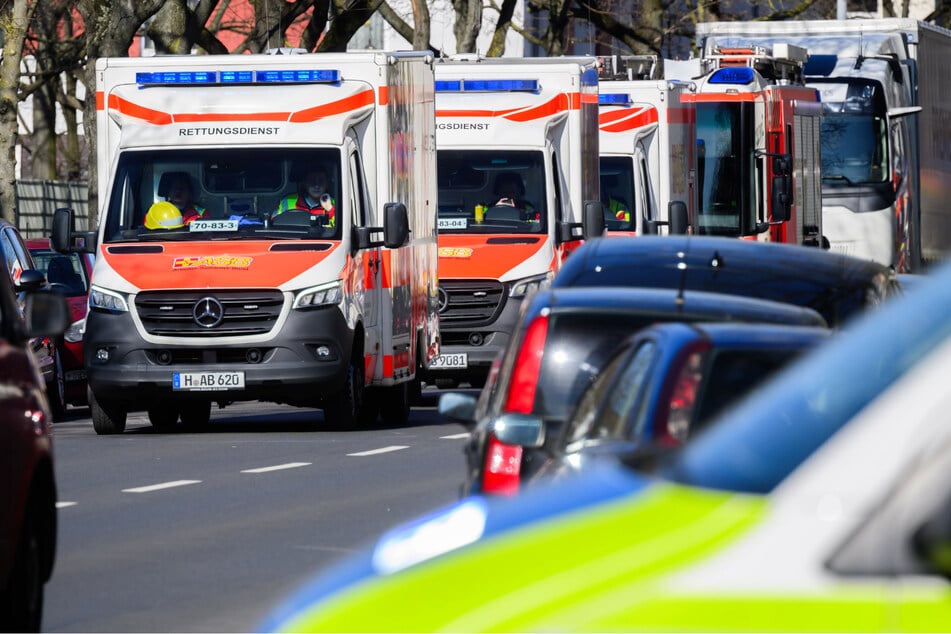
<box><xmin>681</xmin><ymin>43</ymin><xmax>824</xmax><ymax>246</ymax></box>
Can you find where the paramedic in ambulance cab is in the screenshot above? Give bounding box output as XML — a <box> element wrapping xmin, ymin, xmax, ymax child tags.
<box><xmin>273</xmin><ymin>168</ymin><xmax>336</xmax><ymax>227</ymax></box>
<box><xmin>163</xmin><ymin>172</ymin><xmax>206</xmax><ymax>225</ymax></box>
<box><xmin>492</xmin><ymin>172</ymin><xmax>534</xmax><ymax>211</ymax></box>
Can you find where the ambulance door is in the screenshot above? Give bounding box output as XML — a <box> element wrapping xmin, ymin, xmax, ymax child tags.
<box><xmin>347</xmin><ymin>141</ymin><xmax>379</xmax><ymax>340</ymax></box>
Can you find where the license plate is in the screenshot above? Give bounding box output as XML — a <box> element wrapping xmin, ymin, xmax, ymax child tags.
<box><xmin>173</xmin><ymin>371</ymin><xmax>245</xmax><ymax>391</ymax></box>
<box><xmin>430</xmin><ymin>353</ymin><xmax>468</xmax><ymax>369</ymax></box>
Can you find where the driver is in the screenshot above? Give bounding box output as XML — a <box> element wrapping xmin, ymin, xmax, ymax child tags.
<box><xmin>273</xmin><ymin>168</ymin><xmax>336</xmax><ymax>227</ymax></box>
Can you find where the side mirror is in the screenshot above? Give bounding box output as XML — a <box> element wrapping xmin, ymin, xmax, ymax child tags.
<box><xmin>52</xmin><ymin>207</ymin><xmax>96</xmax><ymax>254</ymax></box>
<box><xmin>771</xmin><ymin>175</ymin><xmax>792</xmax><ymax>223</ymax></box>
<box><xmin>17</xmin><ymin>269</ymin><xmax>47</xmax><ymax>292</ymax></box>
<box><xmin>437</xmin><ymin>391</ymin><xmax>478</xmax><ymax>429</ymax></box>
<box><xmin>668</xmin><ymin>201</ymin><xmax>689</xmax><ymax>235</ymax></box>
<box><xmin>582</xmin><ymin>200</ymin><xmax>606</xmax><ymax>239</ymax></box>
<box><xmin>383</xmin><ymin>202</ymin><xmax>410</xmax><ymax>248</ymax></box>
<box><xmin>20</xmin><ymin>290</ymin><xmax>71</xmax><ymax>341</ymax></box>
<box><xmin>490</xmin><ymin>413</ymin><xmax>545</xmax><ymax>449</ymax></box>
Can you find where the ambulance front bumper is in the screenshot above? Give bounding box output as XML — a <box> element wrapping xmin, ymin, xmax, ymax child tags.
<box><xmin>84</xmin><ymin>306</ymin><xmax>354</xmax><ymax>407</ymax></box>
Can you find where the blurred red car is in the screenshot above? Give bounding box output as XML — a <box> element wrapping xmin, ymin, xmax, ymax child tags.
<box><xmin>26</xmin><ymin>238</ymin><xmax>94</xmax><ymax>418</ymax></box>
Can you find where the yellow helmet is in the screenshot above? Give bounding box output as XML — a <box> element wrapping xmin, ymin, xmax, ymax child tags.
<box><xmin>145</xmin><ymin>201</ymin><xmax>184</xmax><ymax>230</ymax></box>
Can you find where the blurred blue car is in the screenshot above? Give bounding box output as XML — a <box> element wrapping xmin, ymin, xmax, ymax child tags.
<box><xmin>261</xmin><ymin>259</ymin><xmax>951</xmax><ymax>633</ymax></box>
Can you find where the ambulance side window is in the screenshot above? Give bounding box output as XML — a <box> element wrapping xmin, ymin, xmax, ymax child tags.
<box><xmin>348</xmin><ymin>150</ymin><xmax>368</xmax><ymax>227</ymax></box>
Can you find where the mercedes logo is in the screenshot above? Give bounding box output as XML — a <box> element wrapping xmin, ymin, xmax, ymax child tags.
<box><xmin>437</xmin><ymin>287</ymin><xmax>449</xmax><ymax>314</ymax></box>
<box><xmin>193</xmin><ymin>297</ymin><xmax>224</xmax><ymax>328</ymax></box>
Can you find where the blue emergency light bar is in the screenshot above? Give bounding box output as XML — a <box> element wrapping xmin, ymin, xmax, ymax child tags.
<box><xmin>599</xmin><ymin>93</ymin><xmax>632</xmax><ymax>105</ymax></box>
<box><xmin>256</xmin><ymin>69</ymin><xmax>340</xmax><ymax>83</ymax></box>
<box><xmin>435</xmin><ymin>79</ymin><xmax>539</xmax><ymax>92</ymax></box>
<box><xmin>135</xmin><ymin>71</ymin><xmax>218</xmax><ymax>85</ymax></box>
<box><xmin>708</xmin><ymin>67</ymin><xmax>756</xmax><ymax>85</ymax></box>
<box><xmin>136</xmin><ymin>69</ymin><xmax>340</xmax><ymax>86</ymax></box>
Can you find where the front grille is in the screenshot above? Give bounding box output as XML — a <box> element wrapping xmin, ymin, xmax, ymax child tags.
<box><xmin>135</xmin><ymin>290</ymin><xmax>284</xmax><ymax>336</ymax></box>
<box><xmin>438</xmin><ymin>280</ymin><xmax>506</xmax><ymax>328</ymax></box>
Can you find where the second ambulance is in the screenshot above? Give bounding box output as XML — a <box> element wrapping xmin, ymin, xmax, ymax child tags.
<box><xmin>424</xmin><ymin>55</ymin><xmax>605</xmax><ymax>389</ymax></box>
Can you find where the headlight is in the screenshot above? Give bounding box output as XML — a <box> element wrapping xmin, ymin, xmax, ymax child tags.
<box><xmin>509</xmin><ymin>272</ymin><xmax>554</xmax><ymax>298</ymax></box>
<box><xmin>293</xmin><ymin>280</ymin><xmax>343</xmax><ymax>309</ymax></box>
<box><xmin>64</xmin><ymin>317</ymin><xmax>86</xmax><ymax>343</ymax></box>
<box><xmin>89</xmin><ymin>286</ymin><xmax>129</xmax><ymax>313</ymax></box>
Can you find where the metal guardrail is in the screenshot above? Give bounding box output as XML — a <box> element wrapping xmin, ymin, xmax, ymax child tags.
<box><xmin>16</xmin><ymin>179</ymin><xmax>90</xmax><ymax>239</ymax></box>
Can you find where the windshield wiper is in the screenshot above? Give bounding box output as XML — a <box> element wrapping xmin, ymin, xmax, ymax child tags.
<box><xmin>822</xmin><ymin>174</ymin><xmax>856</xmax><ymax>185</ymax></box>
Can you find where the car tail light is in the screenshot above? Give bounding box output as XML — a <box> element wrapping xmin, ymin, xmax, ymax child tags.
<box><xmin>659</xmin><ymin>343</ymin><xmax>710</xmax><ymax>446</ymax></box>
<box><xmin>482</xmin><ymin>432</ymin><xmax>523</xmax><ymax>496</ymax></box>
<box><xmin>504</xmin><ymin>313</ymin><xmax>548</xmax><ymax>414</ymax></box>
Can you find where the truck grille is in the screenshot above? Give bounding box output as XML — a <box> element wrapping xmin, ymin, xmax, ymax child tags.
<box><xmin>438</xmin><ymin>280</ymin><xmax>506</xmax><ymax>327</ymax></box>
<box><xmin>135</xmin><ymin>290</ymin><xmax>284</xmax><ymax>337</ymax></box>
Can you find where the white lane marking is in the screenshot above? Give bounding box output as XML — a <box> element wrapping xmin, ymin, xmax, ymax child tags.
<box><xmin>56</xmin><ymin>501</ymin><xmax>77</xmax><ymax>509</ymax></box>
<box><xmin>122</xmin><ymin>480</ymin><xmax>202</xmax><ymax>493</ymax></box>
<box><xmin>241</xmin><ymin>462</ymin><xmax>311</xmax><ymax>474</ymax></box>
<box><xmin>347</xmin><ymin>445</ymin><xmax>409</xmax><ymax>457</ymax></box>
<box><xmin>441</xmin><ymin>433</ymin><xmax>470</xmax><ymax>439</ymax></box>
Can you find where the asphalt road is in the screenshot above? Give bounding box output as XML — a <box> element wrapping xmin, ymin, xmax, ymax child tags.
<box><xmin>42</xmin><ymin>388</ymin><xmax>470</xmax><ymax>632</ymax></box>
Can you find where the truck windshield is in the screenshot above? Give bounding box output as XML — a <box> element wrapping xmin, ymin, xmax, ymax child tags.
<box><xmin>436</xmin><ymin>150</ymin><xmax>547</xmax><ymax>234</ymax></box>
<box><xmin>695</xmin><ymin>102</ymin><xmax>754</xmax><ymax>237</ymax></box>
<box><xmin>103</xmin><ymin>148</ymin><xmax>344</xmax><ymax>243</ymax></box>
<box><xmin>812</xmin><ymin>81</ymin><xmax>888</xmax><ymax>186</ymax></box>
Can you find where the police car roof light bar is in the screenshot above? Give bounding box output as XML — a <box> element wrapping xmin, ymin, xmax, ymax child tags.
<box><xmin>136</xmin><ymin>69</ymin><xmax>341</xmax><ymax>86</ymax></box>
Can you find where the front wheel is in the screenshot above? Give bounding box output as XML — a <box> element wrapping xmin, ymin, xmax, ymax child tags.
<box><xmin>323</xmin><ymin>349</ymin><xmax>368</xmax><ymax>430</ymax></box>
<box><xmin>379</xmin><ymin>380</ymin><xmax>414</xmax><ymax>426</ymax></box>
<box><xmin>0</xmin><ymin>504</ymin><xmax>44</xmax><ymax>632</ymax></box>
<box><xmin>47</xmin><ymin>348</ymin><xmax>67</xmax><ymax>422</ymax></box>
<box><xmin>89</xmin><ymin>387</ymin><xmax>127</xmax><ymax>435</ymax></box>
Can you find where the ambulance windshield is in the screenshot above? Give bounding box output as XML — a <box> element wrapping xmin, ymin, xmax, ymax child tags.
<box><xmin>436</xmin><ymin>150</ymin><xmax>547</xmax><ymax>234</ymax></box>
<box><xmin>103</xmin><ymin>148</ymin><xmax>344</xmax><ymax>242</ymax></box>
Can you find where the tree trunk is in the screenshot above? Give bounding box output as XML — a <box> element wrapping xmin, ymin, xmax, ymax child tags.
<box><xmin>77</xmin><ymin>0</ymin><xmax>166</xmax><ymax>230</ymax></box>
<box><xmin>411</xmin><ymin>0</ymin><xmax>430</xmax><ymax>50</ymax></box>
<box><xmin>452</xmin><ymin>0</ymin><xmax>481</xmax><ymax>53</ymax></box>
<box><xmin>0</xmin><ymin>0</ymin><xmax>37</xmax><ymax>224</ymax></box>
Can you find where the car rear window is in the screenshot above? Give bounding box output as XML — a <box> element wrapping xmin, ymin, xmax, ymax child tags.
<box><xmin>534</xmin><ymin>313</ymin><xmax>658</xmax><ymax>421</ymax></box>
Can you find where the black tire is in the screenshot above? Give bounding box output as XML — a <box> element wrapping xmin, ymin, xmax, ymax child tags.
<box><xmin>46</xmin><ymin>348</ymin><xmax>67</xmax><ymax>422</ymax></box>
<box><xmin>380</xmin><ymin>380</ymin><xmax>414</xmax><ymax>426</ymax></box>
<box><xmin>323</xmin><ymin>350</ymin><xmax>368</xmax><ymax>430</ymax></box>
<box><xmin>180</xmin><ymin>401</ymin><xmax>212</xmax><ymax>430</ymax></box>
<box><xmin>88</xmin><ymin>387</ymin><xmax>127</xmax><ymax>435</ymax></box>
<box><xmin>147</xmin><ymin>405</ymin><xmax>179</xmax><ymax>430</ymax></box>
<box><xmin>0</xmin><ymin>504</ymin><xmax>44</xmax><ymax>632</ymax></box>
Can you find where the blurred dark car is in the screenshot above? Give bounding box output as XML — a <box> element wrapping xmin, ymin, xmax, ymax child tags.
<box><xmin>439</xmin><ymin>285</ymin><xmax>827</xmax><ymax>496</ymax></box>
<box><xmin>0</xmin><ymin>238</ymin><xmax>71</xmax><ymax>631</ymax></box>
<box><xmin>0</xmin><ymin>223</ymin><xmax>62</xmax><ymax>415</ymax></box>
<box><xmin>27</xmin><ymin>238</ymin><xmax>94</xmax><ymax>417</ymax></box>
<box><xmin>553</xmin><ymin>235</ymin><xmax>901</xmax><ymax>327</ymax></box>
<box><xmin>525</xmin><ymin>321</ymin><xmax>831</xmax><ymax>486</ymax></box>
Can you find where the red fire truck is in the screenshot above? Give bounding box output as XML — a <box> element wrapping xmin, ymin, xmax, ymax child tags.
<box><xmin>674</xmin><ymin>43</ymin><xmax>824</xmax><ymax>246</ymax></box>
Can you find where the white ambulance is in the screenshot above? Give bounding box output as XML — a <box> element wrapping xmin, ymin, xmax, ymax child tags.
<box><xmin>52</xmin><ymin>51</ymin><xmax>439</xmax><ymax>434</ymax></box>
<box><xmin>597</xmin><ymin>55</ymin><xmax>694</xmax><ymax>236</ymax></box>
<box><xmin>426</xmin><ymin>55</ymin><xmax>605</xmax><ymax>389</ymax></box>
